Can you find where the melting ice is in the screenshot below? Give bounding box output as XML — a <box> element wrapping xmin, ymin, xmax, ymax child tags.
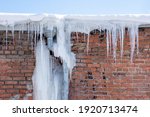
<box><xmin>32</xmin><ymin>40</ymin><xmax>66</xmax><ymax>100</ymax></box>
<box><xmin>0</xmin><ymin>14</ymin><xmax>150</xmax><ymax>100</ymax></box>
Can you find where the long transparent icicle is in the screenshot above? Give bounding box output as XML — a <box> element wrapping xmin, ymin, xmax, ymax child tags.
<box><xmin>86</xmin><ymin>32</ymin><xmax>90</xmax><ymax>54</ymax></box>
<box><xmin>109</xmin><ymin>30</ymin><xmax>112</xmax><ymax>55</ymax></box>
<box><xmin>27</xmin><ymin>22</ymin><xmax>30</xmax><ymax>41</ymax></box>
<box><xmin>129</xmin><ymin>25</ymin><xmax>136</xmax><ymax>62</ymax></box>
<box><xmin>121</xmin><ymin>27</ymin><xmax>124</xmax><ymax>59</ymax></box>
<box><xmin>135</xmin><ymin>26</ymin><xmax>139</xmax><ymax>55</ymax></box>
<box><xmin>34</xmin><ymin>25</ymin><xmax>37</xmax><ymax>47</ymax></box>
<box><xmin>21</xmin><ymin>24</ymin><xmax>23</xmax><ymax>34</ymax></box>
<box><xmin>12</xmin><ymin>25</ymin><xmax>15</xmax><ymax>45</ymax></box>
<box><xmin>62</xmin><ymin>62</ymin><xmax>69</xmax><ymax>100</ymax></box>
<box><xmin>19</xmin><ymin>27</ymin><xmax>20</xmax><ymax>41</ymax></box>
<box><xmin>5</xmin><ymin>21</ymin><xmax>8</xmax><ymax>49</ymax></box>
<box><xmin>31</xmin><ymin>23</ymin><xmax>34</xmax><ymax>49</ymax></box>
<box><xmin>40</xmin><ymin>23</ymin><xmax>43</xmax><ymax>60</ymax></box>
<box><xmin>106</xmin><ymin>29</ymin><xmax>109</xmax><ymax>56</ymax></box>
<box><xmin>119</xmin><ymin>26</ymin><xmax>125</xmax><ymax>59</ymax></box>
<box><xmin>111</xmin><ymin>26</ymin><xmax>117</xmax><ymax>61</ymax></box>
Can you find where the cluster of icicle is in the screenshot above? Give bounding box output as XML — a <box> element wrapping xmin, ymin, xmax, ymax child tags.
<box><xmin>65</xmin><ymin>18</ymin><xmax>140</xmax><ymax>62</ymax></box>
<box><xmin>0</xmin><ymin>14</ymin><xmax>149</xmax><ymax>100</ymax></box>
<box><xmin>31</xmin><ymin>17</ymin><xmax>76</xmax><ymax>100</ymax></box>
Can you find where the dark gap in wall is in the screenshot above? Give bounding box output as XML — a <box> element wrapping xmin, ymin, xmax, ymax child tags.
<box><xmin>87</xmin><ymin>71</ymin><xmax>93</xmax><ymax>79</ymax></box>
<box><xmin>92</xmin><ymin>96</ymin><xmax>97</xmax><ymax>99</ymax></box>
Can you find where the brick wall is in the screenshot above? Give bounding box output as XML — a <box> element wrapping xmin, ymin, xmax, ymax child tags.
<box><xmin>69</xmin><ymin>28</ymin><xmax>150</xmax><ymax>100</ymax></box>
<box><xmin>0</xmin><ymin>27</ymin><xmax>150</xmax><ymax>100</ymax></box>
<box><xmin>0</xmin><ymin>31</ymin><xmax>34</xmax><ymax>99</ymax></box>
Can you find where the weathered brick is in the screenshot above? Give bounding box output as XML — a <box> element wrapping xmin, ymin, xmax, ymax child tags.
<box><xmin>5</xmin><ymin>81</ymin><xmax>18</xmax><ymax>85</ymax></box>
<box><xmin>4</xmin><ymin>51</ymin><xmax>11</xmax><ymax>54</ymax></box>
<box><xmin>70</xmin><ymin>28</ymin><xmax>150</xmax><ymax>100</ymax></box>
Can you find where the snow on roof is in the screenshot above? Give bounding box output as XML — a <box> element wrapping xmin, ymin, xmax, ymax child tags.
<box><xmin>0</xmin><ymin>13</ymin><xmax>150</xmax><ymax>26</ymax></box>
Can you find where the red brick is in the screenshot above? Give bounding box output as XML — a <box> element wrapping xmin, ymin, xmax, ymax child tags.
<box><xmin>5</xmin><ymin>81</ymin><xmax>18</xmax><ymax>85</ymax></box>
<box><xmin>0</xmin><ymin>90</ymin><xmax>5</xmax><ymax>93</ymax></box>
<box><xmin>4</xmin><ymin>51</ymin><xmax>11</xmax><ymax>54</ymax></box>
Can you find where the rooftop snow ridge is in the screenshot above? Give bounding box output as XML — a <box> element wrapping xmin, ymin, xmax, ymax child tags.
<box><xmin>0</xmin><ymin>13</ymin><xmax>150</xmax><ymax>26</ymax></box>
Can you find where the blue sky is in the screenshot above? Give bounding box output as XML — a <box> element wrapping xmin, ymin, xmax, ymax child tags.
<box><xmin>0</xmin><ymin>0</ymin><xmax>149</xmax><ymax>14</ymax></box>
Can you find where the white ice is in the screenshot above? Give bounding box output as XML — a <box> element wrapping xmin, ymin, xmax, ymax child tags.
<box><xmin>32</xmin><ymin>40</ymin><xmax>53</xmax><ymax>99</ymax></box>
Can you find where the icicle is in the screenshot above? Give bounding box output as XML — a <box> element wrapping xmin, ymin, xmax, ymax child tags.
<box><xmin>111</xmin><ymin>25</ymin><xmax>117</xmax><ymax>61</ymax></box>
<box><xmin>40</xmin><ymin>23</ymin><xmax>43</xmax><ymax>42</ymax></box>
<box><xmin>106</xmin><ymin>29</ymin><xmax>109</xmax><ymax>56</ymax></box>
<box><xmin>62</xmin><ymin>62</ymin><xmax>69</xmax><ymax>99</ymax></box>
<box><xmin>135</xmin><ymin>26</ymin><xmax>139</xmax><ymax>55</ymax></box>
<box><xmin>109</xmin><ymin>30</ymin><xmax>112</xmax><ymax>55</ymax></box>
<box><xmin>39</xmin><ymin>23</ymin><xmax>43</xmax><ymax>66</ymax></box>
<box><xmin>129</xmin><ymin>25</ymin><xmax>136</xmax><ymax>63</ymax></box>
<box><xmin>34</xmin><ymin>25</ymin><xmax>37</xmax><ymax>47</ymax></box>
<box><xmin>21</xmin><ymin>24</ymin><xmax>23</xmax><ymax>34</ymax></box>
<box><xmin>38</xmin><ymin>24</ymin><xmax>40</xmax><ymax>40</ymax></box>
<box><xmin>47</xmin><ymin>26</ymin><xmax>53</xmax><ymax>50</ymax></box>
<box><xmin>12</xmin><ymin>24</ymin><xmax>15</xmax><ymax>45</ymax></box>
<box><xmin>5</xmin><ymin>21</ymin><xmax>8</xmax><ymax>50</ymax></box>
<box><xmin>118</xmin><ymin>28</ymin><xmax>121</xmax><ymax>58</ymax></box>
<box><xmin>31</xmin><ymin>23</ymin><xmax>34</xmax><ymax>49</ymax></box>
<box><xmin>86</xmin><ymin>32</ymin><xmax>90</xmax><ymax>54</ymax></box>
<box><xmin>27</xmin><ymin>22</ymin><xmax>30</xmax><ymax>41</ymax></box>
<box><xmin>120</xmin><ymin>26</ymin><xmax>125</xmax><ymax>59</ymax></box>
<box><xmin>18</xmin><ymin>27</ymin><xmax>20</xmax><ymax>41</ymax></box>
<box><xmin>129</xmin><ymin>24</ymin><xmax>139</xmax><ymax>62</ymax></box>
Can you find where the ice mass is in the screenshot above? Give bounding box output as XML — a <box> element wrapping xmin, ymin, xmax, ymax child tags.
<box><xmin>0</xmin><ymin>13</ymin><xmax>150</xmax><ymax>99</ymax></box>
